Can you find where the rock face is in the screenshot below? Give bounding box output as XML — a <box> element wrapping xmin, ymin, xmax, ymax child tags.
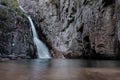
<box><xmin>116</xmin><ymin>0</ymin><xmax>120</xmax><ymax>57</ymax></box>
<box><xmin>19</xmin><ymin>0</ymin><xmax>120</xmax><ymax>59</ymax></box>
<box><xmin>0</xmin><ymin>0</ymin><xmax>36</xmax><ymax>59</ymax></box>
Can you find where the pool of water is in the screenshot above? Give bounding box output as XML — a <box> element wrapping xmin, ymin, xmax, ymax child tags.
<box><xmin>0</xmin><ymin>59</ymin><xmax>120</xmax><ymax>80</ymax></box>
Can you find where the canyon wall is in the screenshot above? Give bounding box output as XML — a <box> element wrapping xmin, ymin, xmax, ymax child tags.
<box><xmin>1</xmin><ymin>0</ymin><xmax>120</xmax><ymax>59</ymax></box>
<box><xmin>20</xmin><ymin>0</ymin><xmax>120</xmax><ymax>59</ymax></box>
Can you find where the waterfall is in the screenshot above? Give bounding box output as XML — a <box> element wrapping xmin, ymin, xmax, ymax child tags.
<box><xmin>27</xmin><ymin>16</ymin><xmax>38</xmax><ymax>38</ymax></box>
<box><xmin>18</xmin><ymin>5</ymin><xmax>51</xmax><ymax>59</ymax></box>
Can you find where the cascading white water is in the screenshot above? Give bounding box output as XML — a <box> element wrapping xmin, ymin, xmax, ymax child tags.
<box><xmin>18</xmin><ymin>5</ymin><xmax>51</xmax><ymax>59</ymax></box>
<box><xmin>27</xmin><ymin>16</ymin><xmax>51</xmax><ymax>59</ymax></box>
<box><xmin>27</xmin><ymin>16</ymin><xmax>38</xmax><ymax>38</ymax></box>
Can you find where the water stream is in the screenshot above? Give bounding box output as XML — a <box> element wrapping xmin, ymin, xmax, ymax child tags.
<box><xmin>18</xmin><ymin>3</ymin><xmax>51</xmax><ymax>59</ymax></box>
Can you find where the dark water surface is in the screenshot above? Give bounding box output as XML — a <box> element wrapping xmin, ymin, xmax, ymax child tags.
<box><xmin>0</xmin><ymin>59</ymin><xmax>120</xmax><ymax>80</ymax></box>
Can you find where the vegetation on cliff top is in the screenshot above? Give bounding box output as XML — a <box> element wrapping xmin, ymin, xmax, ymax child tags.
<box><xmin>0</xmin><ymin>0</ymin><xmax>19</xmax><ymax>9</ymax></box>
<box><xmin>0</xmin><ymin>0</ymin><xmax>25</xmax><ymax>18</ymax></box>
<box><xmin>0</xmin><ymin>0</ymin><xmax>27</xmax><ymax>29</ymax></box>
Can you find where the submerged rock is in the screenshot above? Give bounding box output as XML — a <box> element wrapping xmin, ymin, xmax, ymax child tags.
<box><xmin>0</xmin><ymin>0</ymin><xmax>36</xmax><ymax>59</ymax></box>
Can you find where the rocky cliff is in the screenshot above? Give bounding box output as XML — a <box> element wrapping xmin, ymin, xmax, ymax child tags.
<box><xmin>1</xmin><ymin>0</ymin><xmax>120</xmax><ymax>59</ymax></box>
<box><xmin>19</xmin><ymin>0</ymin><xmax>120</xmax><ymax>59</ymax></box>
<box><xmin>0</xmin><ymin>0</ymin><xmax>36</xmax><ymax>59</ymax></box>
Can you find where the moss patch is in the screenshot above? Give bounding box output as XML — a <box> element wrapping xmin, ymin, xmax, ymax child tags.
<box><xmin>0</xmin><ymin>0</ymin><xmax>25</xmax><ymax>18</ymax></box>
<box><xmin>0</xmin><ymin>0</ymin><xmax>28</xmax><ymax>30</ymax></box>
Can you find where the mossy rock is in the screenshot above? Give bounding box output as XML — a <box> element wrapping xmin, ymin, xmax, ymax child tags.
<box><xmin>0</xmin><ymin>0</ymin><xmax>25</xmax><ymax>17</ymax></box>
<box><xmin>0</xmin><ymin>0</ymin><xmax>35</xmax><ymax>59</ymax></box>
<box><xmin>0</xmin><ymin>0</ymin><xmax>28</xmax><ymax>30</ymax></box>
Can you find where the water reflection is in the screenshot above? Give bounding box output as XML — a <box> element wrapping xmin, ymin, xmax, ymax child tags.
<box><xmin>1</xmin><ymin>59</ymin><xmax>120</xmax><ymax>68</ymax></box>
<box><xmin>0</xmin><ymin>59</ymin><xmax>120</xmax><ymax>80</ymax></box>
<box><xmin>42</xmin><ymin>59</ymin><xmax>120</xmax><ymax>68</ymax></box>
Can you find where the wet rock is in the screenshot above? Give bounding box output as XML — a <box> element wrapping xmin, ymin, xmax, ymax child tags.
<box><xmin>20</xmin><ymin>0</ymin><xmax>120</xmax><ymax>59</ymax></box>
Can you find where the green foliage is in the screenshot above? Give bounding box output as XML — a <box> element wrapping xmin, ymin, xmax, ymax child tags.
<box><xmin>0</xmin><ymin>0</ymin><xmax>25</xmax><ymax>17</ymax></box>
<box><xmin>0</xmin><ymin>0</ymin><xmax>18</xmax><ymax>8</ymax></box>
<box><xmin>0</xmin><ymin>0</ymin><xmax>28</xmax><ymax>31</ymax></box>
<box><xmin>0</xmin><ymin>7</ymin><xmax>11</xmax><ymax>30</ymax></box>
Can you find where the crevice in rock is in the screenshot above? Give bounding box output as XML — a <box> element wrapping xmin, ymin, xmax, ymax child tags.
<box><xmin>97</xmin><ymin>44</ymin><xmax>105</xmax><ymax>48</ymax></box>
<box><xmin>77</xmin><ymin>23</ymin><xmax>84</xmax><ymax>33</ymax></box>
<box><xmin>83</xmin><ymin>0</ymin><xmax>88</xmax><ymax>5</ymax></box>
<box><xmin>83</xmin><ymin>35</ymin><xmax>91</xmax><ymax>55</ymax></box>
<box><xmin>102</xmin><ymin>0</ymin><xmax>114</xmax><ymax>7</ymax></box>
<box><xmin>71</xmin><ymin>7</ymin><xmax>77</xmax><ymax>15</ymax></box>
<box><xmin>84</xmin><ymin>35</ymin><xmax>90</xmax><ymax>42</ymax></box>
<box><xmin>65</xmin><ymin>8</ymin><xmax>68</xmax><ymax>13</ymax></box>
